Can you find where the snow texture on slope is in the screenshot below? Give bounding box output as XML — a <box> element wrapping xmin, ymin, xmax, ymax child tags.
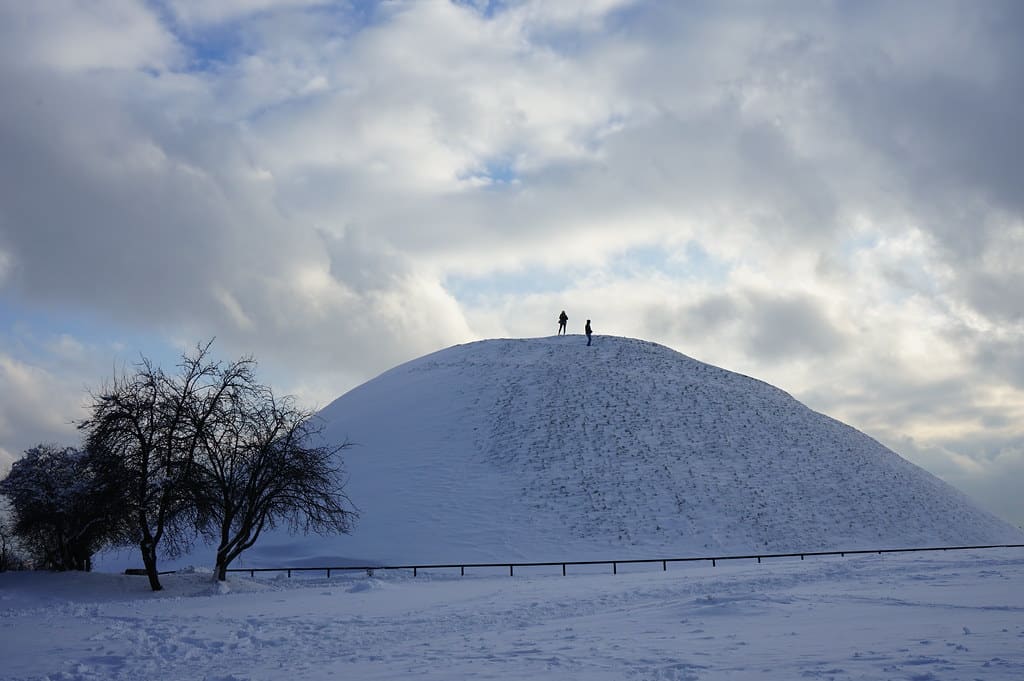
<box><xmin>242</xmin><ymin>336</ymin><xmax>1022</xmax><ymax>567</ymax></box>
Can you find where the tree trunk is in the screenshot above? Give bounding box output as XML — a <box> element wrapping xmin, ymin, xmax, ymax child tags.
<box><xmin>215</xmin><ymin>516</ymin><xmax>254</xmax><ymax>582</ymax></box>
<box><xmin>141</xmin><ymin>541</ymin><xmax>162</xmax><ymax>591</ymax></box>
<box><xmin>216</xmin><ymin>547</ymin><xmax>229</xmax><ymax>581</ymax></box>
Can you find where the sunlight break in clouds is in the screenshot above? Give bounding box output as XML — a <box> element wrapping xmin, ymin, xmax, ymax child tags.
<box><xmin>0</xmin><ymin>0</ymin><xmax>1022</xmax><ymax>526</ymax></box>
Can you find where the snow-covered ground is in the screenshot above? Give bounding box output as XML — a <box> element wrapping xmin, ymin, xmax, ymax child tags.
<box><xmin>16</xmin><ymin>336</ymin><xmax>1022</xmax><ymax>679</ymax></box>
<box><xmin>3</xmin><ymin>548</ymin><xmax>1023</xmax><ymax>680</ymax></box>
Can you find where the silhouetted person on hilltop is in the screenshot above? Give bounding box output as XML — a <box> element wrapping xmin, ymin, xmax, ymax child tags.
<box><xmin>585</xmin><ymin>319</ymin><xmax>592</xmax><ymax>346</ymax></box>
<box><xmin>558</xmin><ymin>310</ymin><xmax>568</xmax><ymax>335</ymax></box>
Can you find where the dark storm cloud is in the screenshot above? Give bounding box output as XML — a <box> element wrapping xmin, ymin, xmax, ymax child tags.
<box><xmin>744</xmin><ymin>294</ymin><xmax>847</xmax><ymax>361</ymax></box>
<box><xmin>682</xmin><ymin>295</ymin><xmax>739</xmax><ymax>334</ymax></box>
<box><xmin>972</xmin><ymin>337</ymin><xmax>1024</xmax><ymax>391</ymax></box>
<box><xmin>828</xmin><ymin>3</ymin><xmax>1024</xmax><ymax>218</ymax></box>
<box><xmin>649</xmin><ymin>290</ymin><xmax>845</xmax><ymax>364</ymax></box>
<box><xmin>803</xmin><ymin>369</ymin><xmax>977</xmax><ymax>433</ymax></box>
<box><xmin>962</xmin><ymin>268</ymin><xmax>1024</xmax><ymax>326</ymax></box>
<box><xmin>734</xmin><ymin>123</ymin><xmax>839</xmax><ymax>243</ymax></box>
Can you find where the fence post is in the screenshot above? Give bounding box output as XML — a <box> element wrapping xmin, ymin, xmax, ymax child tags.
<box><xmin>757</xmin><ymin>556</ymin><xmax>761</xmax><ymax>564</ymax></box>
<box><xmin>509</xmin><ymin>565</ymin><xmax>513</xmax><ymax>577</ymax></box>
<box><xmin>613</xmin><ymin>562</ymin><xmax>617</xmax><ymax>575</ymax></box>
<box><xmin>287</xmin><ymin>569</ymin><xmax>292</xmax><ymax>578</ymax></box>
<box><xmin>562</xmin><ymin>564</ymin><xmax>566</xmax><ymax>576</ymax></box>
<box><xmin>712</xmin><ymin>559</ymin><xmax>716</xmax><ymax>567</ymax></box>
<box><xmin>662</xmin><ymin>560</ymin><xmax>666</xmax><ymax>571</ymax></box>
<box><xmin>414</xmin><ymin>567</ymin><xmax>418</xmax><ymax>577</ymax></box>
<box><xmin>327</xmin><ymin>569</ymin><xmax>331</xmax><ymax>579</ymax></box>
<box><xmin>460</xmin><ymin>566</ymin><xmax>465</xmax><ymax>576</ymax></box>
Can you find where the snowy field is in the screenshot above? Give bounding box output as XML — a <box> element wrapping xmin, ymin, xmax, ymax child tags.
<box><xmin>3</xmin><ymin>548</ymin><xmax>1023</xmax><ymax>680</ymax></box>
<box><xmin>9</xmin><ymin>337</ymin><xmax>1024</xmax><ymax>679</ymax></box>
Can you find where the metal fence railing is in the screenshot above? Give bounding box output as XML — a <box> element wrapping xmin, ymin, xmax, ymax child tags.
<box><xmin>226</xmin><ymin>543</ymin><xmax>1024</xmax><ymax>579</ymax></box>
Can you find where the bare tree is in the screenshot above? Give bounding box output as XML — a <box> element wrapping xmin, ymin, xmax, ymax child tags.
<box><xmin>81</xmin><ymin>342</ymin><xmax>254</xmax><ymax>591</ymax></box>
<box><xmin>194</xmin><ymin>383</ymin><xmax>356</xmax><ymax>581</ymax></box>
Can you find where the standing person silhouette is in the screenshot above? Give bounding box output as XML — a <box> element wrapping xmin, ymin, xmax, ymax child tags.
<box><xmin>585</xmin><ymin>319</ymin><xmax>592</xmax><ymax>346</ymax></box>
<box><xmin>557</xmin><ymin>310</ymin><xmax>568</xmax><ymax>335</ymax></box>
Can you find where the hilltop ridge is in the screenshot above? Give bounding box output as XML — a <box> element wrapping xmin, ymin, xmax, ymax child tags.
<box><xmin>240</xmin><ymin>336</ymin><xmax>1022</xmax><ymax>567</ymax></box>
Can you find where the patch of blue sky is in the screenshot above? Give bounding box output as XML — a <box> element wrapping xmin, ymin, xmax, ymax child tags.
<box><xmin>481</xmin><ymin>158</ymin><xmax>518</xmax><ymax>184</ymax></box>
<box><xmin>180</xmin><ymin>26</ymin><xmax>248</xmax><ymax>73</ymax></box>
<box><xmin>507</xmin><ymin>0</ymin><xmax>651</xmax><ymax>57</ymax></box>
<box><xmin>290</xmin><ymin>0</ymin><xmax>389</xmax><ymax>37</ymax></box>
<box><xmin>0</xmin><ymin>298</ymin><xmax>180</xmax><ymax>370</ymax></box>
<box><xmin>145</xmin><ymin>0</ymin><xmax>253</xmax><ymax>72</ymax></box>
<box><xmin>603</xmin><ymin>1</ymin><xmax>708</xmax><ymax>43</ymax></box>
<box><xmin>149</xmin><ymin>0</ymin><xmax>381</xmax><ymax>73</ymax></box>
<box><xmin>605</xmin><ymin>0</ymin><xmax>652</xmax><ymax>26</ymax></box>
<box><xmin>459</xmin><ymin>156</ymin><xmax>520</xmax><ymax>188</ymax></box>
<box><xmin>451</xmin><ymin>0</ymin><xmax>510</xmax><ymax>20</ymax></box>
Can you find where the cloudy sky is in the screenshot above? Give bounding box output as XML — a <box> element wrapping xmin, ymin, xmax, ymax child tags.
<box><xmin>1</xmin><ymin>0</ymin><xmax>1022</xmax><ymax>527</ymax></box>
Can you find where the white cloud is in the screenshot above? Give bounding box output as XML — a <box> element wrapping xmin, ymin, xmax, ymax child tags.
<box><xmin>236</xmin><ymin>0</ymin><xmax>632</xmax><ymax>201</ymax></box>
<box><xmin>0</xmin><ymin>352</ymin><xmax>86</xmax><ymax>457</ymax></box>
<box><xmin>1</xmin><ymin>0</ymin><xmax>1023</xmax><ymax>525</ymax></box>
<box><xmin>0</xmin><ymin>1</ymin><xmax>179</xmax><ymax>73</ymax></box>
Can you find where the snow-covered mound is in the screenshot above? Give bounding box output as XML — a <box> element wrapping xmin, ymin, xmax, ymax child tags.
<box><xmin>245</xmin><ymin>336</ymin><xmax>1022</xmax><ymax>566</ymax></box>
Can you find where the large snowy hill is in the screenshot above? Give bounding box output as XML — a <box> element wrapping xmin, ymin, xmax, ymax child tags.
<box><xmin>241</xmin><ymin>335</ymin><xmax>1022</xmax><ymax>568</ymax></box>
